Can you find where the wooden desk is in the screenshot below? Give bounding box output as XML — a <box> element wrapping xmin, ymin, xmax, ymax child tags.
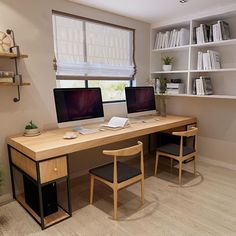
<box><xmin>7</xmin><ymin>115</ymin><xmax>196</xmax><ymax>229</ymax></box>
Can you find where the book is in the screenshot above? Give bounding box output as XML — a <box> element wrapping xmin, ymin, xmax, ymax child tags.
<box><xmin>166</xmin><ymin>84</ymin><xmax>184</xmax><ymax>94</ymax></box>
<box><xmin>209</xmin><ymin>24</ymin><xmax>214</xmax><ymax>42</ymax></box>
<box><xmin>218</xmin><ymin>20</ymin><xmax>230</xmax><ymax>40</ymax></box>
<box><xmin>203</xmin><ymin>53</ymin><xmax>210</xmax><ymax>70</ymax></box>
<box><xmin>202</xmin><ymin>77</ymin><xmax>213</xmax><ymax>95</ymax></box>
<box><xmin>192</xmin><ymin>27</ymin><xmax>197</xmax><ymax>44</ymax></box>
<box><xmin>193</xmin><ymin>77</ymin><xmax>213</xmax><ymax>95</ymax></box>
<box><xmin>192</xmin><ymin>78</ymin><xmax>197</xmax><ymax>95</ymax></box>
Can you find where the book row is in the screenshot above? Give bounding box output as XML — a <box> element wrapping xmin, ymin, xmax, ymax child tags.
<box><xmin>154</xmin><ymin>28</ymin><xmax>189</xmax><ymax>49</ymax></box>
<box><xmin>193</xmin><ymin>21</ymin><xmax>230</xmax><ymax>44</ymax></box>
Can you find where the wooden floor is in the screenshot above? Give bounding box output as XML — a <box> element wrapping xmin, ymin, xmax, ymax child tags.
<box><xmin>0</xmin><ymin>155</ymin><xmax>236</xmax><ymax>236</ymax></box>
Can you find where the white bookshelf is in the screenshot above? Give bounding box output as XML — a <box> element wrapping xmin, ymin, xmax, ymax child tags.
<box><xmin>151</xmin><ymin>10</ymin><xmax>236</xmax><ymax>99</ymax></box>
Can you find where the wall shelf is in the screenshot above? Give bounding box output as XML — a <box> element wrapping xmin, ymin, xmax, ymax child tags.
<box><xmin>157</xmin><ymin>94</ymin><xmax>236</xmax><ymax>100</ymax></box>
<box><xmin>191</xmin><ymin>38</ymin><xmax>236</xmax><ymax>48</ymax></box>
<box><xmin>0</xmin><ymin>52</ymin><xmax>28</xmax><ymax>59</ymax></box>
<box><xmin>0</xmin><ymin>82</ymin><xmax>30</xmax><ymax>87</ymax></box>
<box><xmin>151</xmin><ymin>11</ymin><xmax>236</xmax><ymax>98</ymax></box>
<box><xmin>151</xmin><ymin>70</ymin><xmax>188</xmax><ymax>74</ymax></box>
<box><xmin>152</xmin><ymin>45</ymin><xmax>189</xmax><ymax>53</ymax></box>
<box><xmin>190</xmin><ymin>68</ymin><xmax>236</xmax><ymax>73</ymax></box>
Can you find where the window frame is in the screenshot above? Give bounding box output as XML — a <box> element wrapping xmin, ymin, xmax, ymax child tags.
<box><xmin>52</xmin><ymin>10</ymin><xmax>136</xmax><ymax>80</ymax></box>
<box><xmin>52</xmin><ymin>10</ymin><xmax>136</xmax><ymax>103</ymax></box>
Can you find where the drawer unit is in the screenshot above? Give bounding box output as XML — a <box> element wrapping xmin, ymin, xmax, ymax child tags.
<box><xmin>10</xmin><ymin>148</ymin><xmax>67</xmax><ymax>184</ymax></box>
<box><xmin>39</xmin><ymin>156</ymin><xmax>67</xmax><ymax>184</ymax></box>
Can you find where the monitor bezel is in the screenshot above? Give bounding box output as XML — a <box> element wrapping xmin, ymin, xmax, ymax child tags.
<box><xmin>53</xmin><ymin>87</ymin><xmax>104</xmax><ymax>128</ymax></box>
<box><xmin>125</xmin><ymin>86</ymin><xmax>157</xmax><ymax>117</ymax></box>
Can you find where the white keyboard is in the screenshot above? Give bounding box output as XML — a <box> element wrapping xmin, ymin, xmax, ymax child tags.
<box><xmin>79</xmin><ymin>128</ymin><xmax>100</xmax><ymax>135</ymax></box>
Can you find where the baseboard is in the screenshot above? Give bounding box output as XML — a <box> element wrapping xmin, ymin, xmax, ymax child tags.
<box><xmin>199</xmin><ymin>156</ymin><xmax>236</xmax><ymax>171</ymax></box>
<box><xmin>0</xmin><ymin>193</ymin><xmax>13</xmax><ymax>206</ymax></box>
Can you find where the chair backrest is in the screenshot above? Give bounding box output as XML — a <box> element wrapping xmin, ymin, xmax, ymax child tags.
<box><xmin>172</xmin><ymin>127</ymin><xmax>198</xmax><ymax>137</ymax></box>
<box><xmin>103</xmin><ymin>141</ymin><xmax>144</xmax><ymax>184</ymax></box>
<box><xmin>172</xmin><ymin>127</ymin><xmax>198</xmax><ymax>157</ymax></box>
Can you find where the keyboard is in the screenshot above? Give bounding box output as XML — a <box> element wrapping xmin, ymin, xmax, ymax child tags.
<box><xmin>79</xmin><ymin>128</ymin><xmax>100</xmax><ymax>135</ymax></box>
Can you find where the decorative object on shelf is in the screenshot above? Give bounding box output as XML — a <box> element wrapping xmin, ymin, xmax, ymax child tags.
<box><xmin>157</xmin><ymin>76</ymin><xmax>167</xmax><ymax>94</ymax></box>
<box><xmin>0</xmin><ymin>29</ymin><xmax>29</xmax><ymax>102</ymax></box>
<box><xmin>162</xmin><ymin>56</ymin><xmax>173</xmax><ymax>71</ymax></box>
<box><xmin>24</xmin><ymin>121</ymin><xmax>40</xmax><ymax>137</ymax></box>
<box><xmin>157</xmin><ymin>77</ymin><xmax>167</xmax><ymax>117</ymax></box>
<box><xmin>0</xmin><ymin>31</ymin><xmax>12</xmax><ymax>52</ymax></box>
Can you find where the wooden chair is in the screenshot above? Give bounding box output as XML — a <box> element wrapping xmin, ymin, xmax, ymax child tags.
<box><xmin>154</xmin><ymin>127</ymin><xmax>198</xmax><ymax>185</ymax></box>
<box><xmin>89</xmin><ymin>141</ymin><xmax>144</xmax><ymax>220</ymax></box>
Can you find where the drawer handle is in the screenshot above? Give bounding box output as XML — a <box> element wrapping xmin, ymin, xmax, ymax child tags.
<box><xmin>54</xmin><ymin>167</ymin><xmax>58</xmax><ymax>172</ymax></box>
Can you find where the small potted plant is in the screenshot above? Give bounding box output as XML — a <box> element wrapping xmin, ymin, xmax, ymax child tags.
<box><xmin>24</xmin><ymin>120</ymin><xmax>40</xmax><ymax>136</ymax></box>
<box><xmin>162</xmin><ymin>56</ymin><xmax>173</xmax><ymax>71</ymax></box>
<box><xmin>157</xmin><ymin>77</ymin><xmax>167</xmax><ymax>117</ymax></box>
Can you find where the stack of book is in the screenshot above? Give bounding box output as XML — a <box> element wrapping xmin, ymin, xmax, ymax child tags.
<box><xmin>192</xmin><ymin>77</ymin><xmax>213</xmax><ymax>95</ymax></box>
<box><xmin>197</xmin><ymin>50</ymin><xmax>221</xmax><ymax>70</ymax></box>
<box><xmin>0</xmin><ymin>71</ymin><xmax>14</xmax><ymax>83</ymax></box>
<box><xmin>154</xmin><ymin>28</ymin><xmax>189</xmax><ymax>49</ymax></box>
<box><xmin>193</xmin><ymin>21</ymin><xmax>230</xmax><ymax>44</ymax></box>
<box><xmin>166</xmin><ymin>82</ymin><xmax>185</xmax><ymax>95</ymax></box>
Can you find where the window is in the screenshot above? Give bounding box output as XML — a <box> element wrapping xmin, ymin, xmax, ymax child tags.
<box><xmin>52</xmin><ymin>11</ymin><xmax>136</xmax><ymax>102</ymax></box>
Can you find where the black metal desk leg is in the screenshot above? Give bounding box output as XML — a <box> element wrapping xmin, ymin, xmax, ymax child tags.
<box><xmin>36</xmin><ymin>162</ymin><xmax>45</xmax><ymax>230</ymax></box>
<box><xmin>7</xmin><ymin>145</ymin><xmax>16</xmax><ymax>199</ymax></box>
<box><xmin>66</xmin><ymin>155</ymin><xmax>72</xmax><ymax>216</ymax></box>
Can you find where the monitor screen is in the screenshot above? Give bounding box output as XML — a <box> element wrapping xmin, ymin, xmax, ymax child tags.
<box><xmin>53</xmin><ymin>88</ymin><xmax>104</xmax><ymax>127</ymax></box>
<box><xmin>125</xmin><ymin>86</ymin><xmax>156</xmax><ymax>116</ymax></box>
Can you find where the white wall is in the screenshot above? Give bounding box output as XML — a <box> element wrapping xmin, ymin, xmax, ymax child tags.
<box><xmin>0</xmin><ymin>0</ymin><xmax>150</xmax><ymax>203</ymax></box>
<box><xmin>167</xmin><ymin>97</ymin><xmax>236</xmax><ymax>169</ymax></box>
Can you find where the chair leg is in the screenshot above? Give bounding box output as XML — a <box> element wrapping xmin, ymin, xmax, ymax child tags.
<box><xmin>194</xmin><ymin>156</ymin><xmax>196</xmax><ymax>176</ymax></box>
<box><xmin>154</xmin><ymin>152</ymin><xmax>159</xmax><ymax>175</ymax></box>
<box><xmin>141</xmin><ymin>177</ymin><xmax>144</xmax><ymax>205</ymax></box>
<box><xmin>90</xmin><ymin>175</ymin><xmax>94</xmax><ymax>204</ymax></box>
<box><xmin>179</xmin><ymin>161</ymin><xmax>182</xmax><ymax>185</ymax></box>
<box><xmin>113</xmin><ymin>187</ymin><xmax>118</xmax><ymax>220</ymax></box>
<box><xmin>170</xmin><ymin>158</ymin><xmax>173</xmax><ymax>173</ymax></box>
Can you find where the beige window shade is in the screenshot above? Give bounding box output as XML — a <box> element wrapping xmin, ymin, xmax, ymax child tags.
<box><xmin>52</xmin><ymin>11</ymin><xmax>136</xmax><ymax>80</ymax></box>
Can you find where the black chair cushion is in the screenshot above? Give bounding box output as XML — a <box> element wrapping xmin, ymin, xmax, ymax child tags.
<box><xmin>157</xmin><ymin>143</ymin><xmax>195</xmax><ymax>156</ymax></box>
<box><xmin>89</xmin><ymin>161</ymin><xmax>141</xmax><ymax>183</ymax></box>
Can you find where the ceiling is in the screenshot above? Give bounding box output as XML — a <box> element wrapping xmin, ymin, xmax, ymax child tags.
<box><xmin>69</xmin><ymin>0</ymin><xmax>236</xmax><ymax>24</ymax></box>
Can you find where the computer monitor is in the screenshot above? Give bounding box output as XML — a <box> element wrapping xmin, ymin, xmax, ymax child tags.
<box><xmin>125</xmin><ymin>86</ymin><xmax>156</xmax><ymax>117</ymax></box>
<box><xmin>53</xmin><ymin>88</ymin><xmax>104</xmax><ymax>128</ymax></box>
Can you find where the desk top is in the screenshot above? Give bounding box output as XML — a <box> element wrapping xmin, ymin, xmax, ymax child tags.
<box><xmin>7</xmin><ymin>115</ymin><xmax>197</xmax><ymax>161</ymax></box>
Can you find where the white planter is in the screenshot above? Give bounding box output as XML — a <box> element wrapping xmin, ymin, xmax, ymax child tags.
<box><xmin>162</xmin><ymin>64</ymin><xmax>172</xmax><ymax>71</ymax></box>
<box><xmin>24</xmin><ymin>128</ymin><xmax>40</xmax><ymax>135</ymax></box>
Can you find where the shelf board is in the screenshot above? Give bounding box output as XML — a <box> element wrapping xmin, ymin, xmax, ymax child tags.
<box><xmin>151</xmin><ymin>70</ymin><xmax>188</xmax><ymax>74</ymax></box>
<box><xmin>0</xmin><ymin>52</ymin><xmax>28</xmax><ymax>59</ymax></box>
<box><xmin>152</xmin><ymin>45</ymin><xmax>189</xmax><ymax>52</ymax></box>
<box><xmin>161</xmin><ymin>94</ymin><xmax>236</xmax><ymax>99</ymax></box>
<box><xmin>16</xmin><ymin>194</ymin><xmax>70</xmax><ymax>228</ymax></box>
<box><xmin>191</xmin><ymin>39</ymin><xmax>236</xmax><ymax>48</ymax></box>
<box><xmin>190</xmin><ymin>68</ymin><xmax>236</xmax><ymax>73</ymax></box>
<box><xmin>0</xmin><ymin>82</ymin><xmax>30</xmax><ymax>87</ymax></box>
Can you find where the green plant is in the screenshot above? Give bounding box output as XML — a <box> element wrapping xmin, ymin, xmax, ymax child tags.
<box><xmin>162</xmin><ymin>56</ymin><xmax>174</xmax><ymax>65</ymax></box>
<box><xmin>25</xmin><ymin>120</ymin><xmax>38</xmax><ymax>129</ymax></box>
<box><xmin>157</xmin><ymin>77</ymin><xmax>167</xmax><ymax>94</ymax></box>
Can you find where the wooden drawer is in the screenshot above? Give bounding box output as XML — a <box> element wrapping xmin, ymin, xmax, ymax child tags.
<box><xmin>10</xmin><ymin>148</ymin><xmax>67</xmax><ymax>184</ymax></box>
<box><xmin>11</xmin><ymin>148</ymin><xmax>37</xmax><ymax>180</ymax></box>
<box><xmin>39</xmin><ymin>156</ymin><xmax>67</xmax><ymax>184</ymax></box>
